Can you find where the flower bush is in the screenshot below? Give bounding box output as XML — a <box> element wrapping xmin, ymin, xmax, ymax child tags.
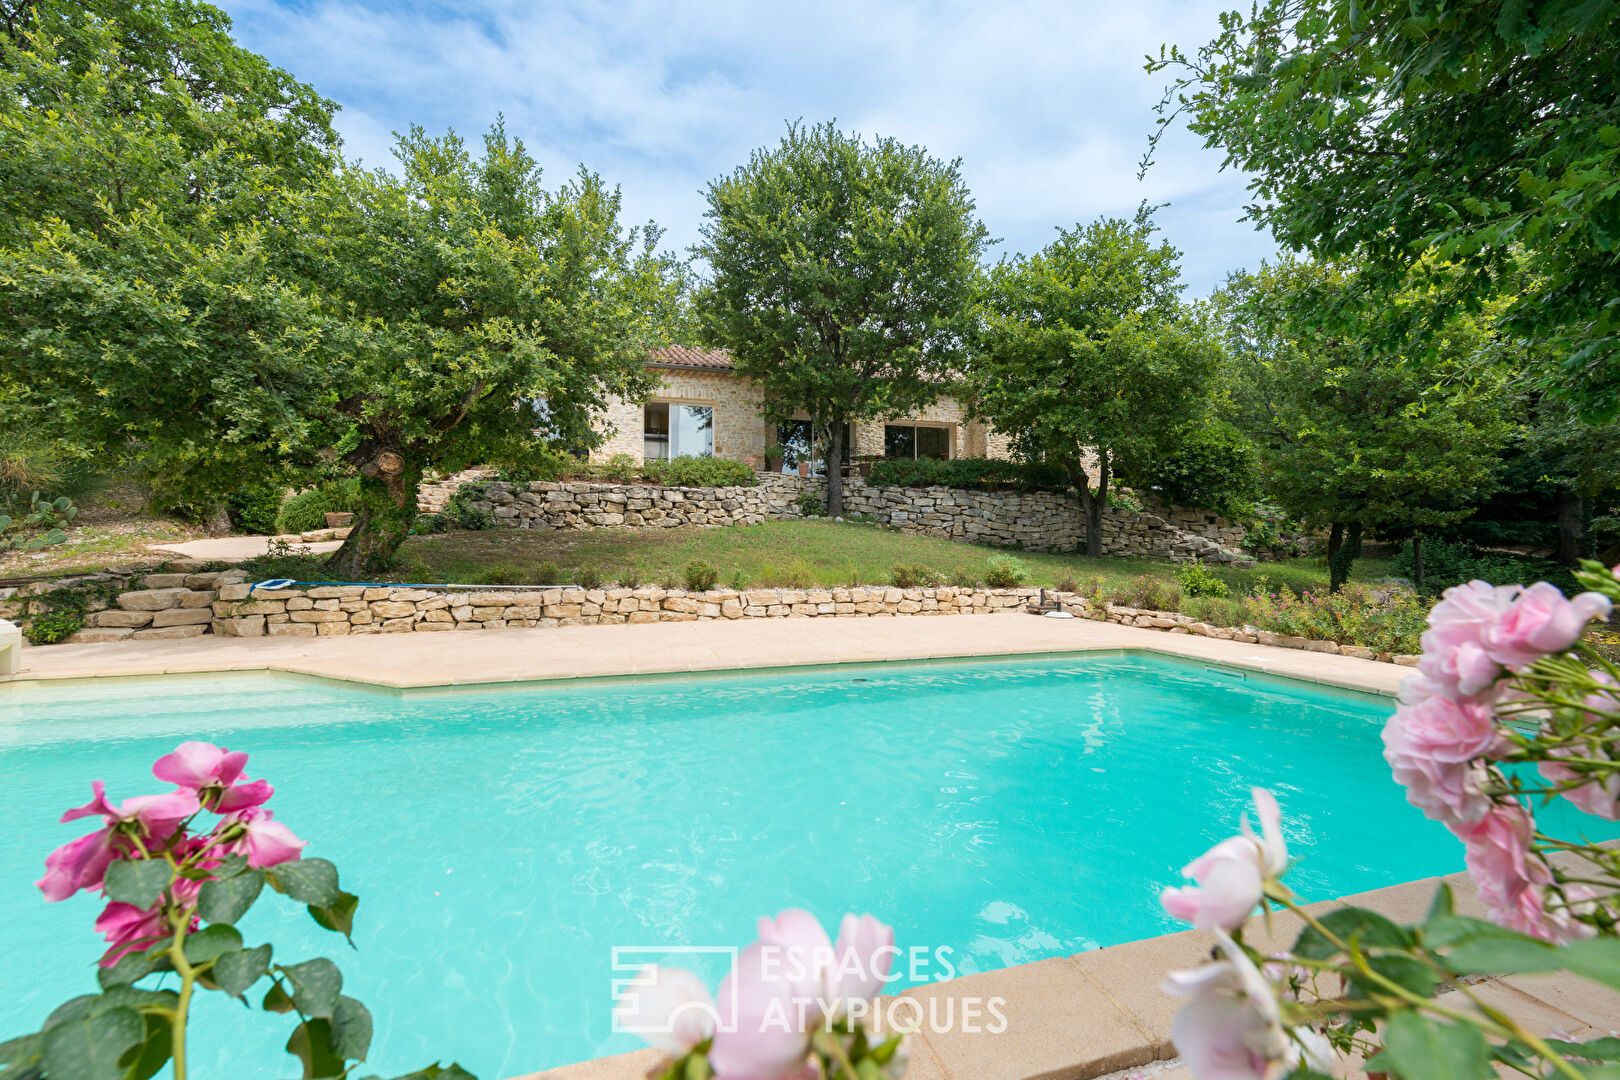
<box><xmin>616</xmin><ymin>908</ymin><xmax>906</xmax><ymax>1080</ymax></box>
<box><xmin>1160</xmin><ymin>560</ymin><xmax>1620</xmax><ymax>1079</ymax></box>
<box><xmin>2</xmin><ymin>742</ymin><xmax>475</xmax><ymax>1080</ymax></box>
<box><xmin>1245</xmin><ymin>582</ymin><xmax>1429</xmax><ymax>654</ymax></box>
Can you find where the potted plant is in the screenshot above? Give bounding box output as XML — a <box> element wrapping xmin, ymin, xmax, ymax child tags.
<box><xmin>762</xmin><ymin>442</ymin><xmax>785</xmax><ymax>473</ymax></box>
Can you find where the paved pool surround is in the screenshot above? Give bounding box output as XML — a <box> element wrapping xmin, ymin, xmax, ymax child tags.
<box><xmin>8</xmin><ymin>619</ymin><xmax>1601</xmax><ymax>1080</ymax></box>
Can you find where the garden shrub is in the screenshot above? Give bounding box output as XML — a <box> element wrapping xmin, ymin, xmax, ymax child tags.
<box><xmin>682</xmin><ymin>559</ymin><xmax>720</xmax><ymax>591</ymax></box>
<box><xmin>983</xmin><ymin>555</ymin><xmax>1030</xmax><ymax>588</ymax></box>
<box><xmin>728</xmin><ymin>566</ymin><xmax>749</xmax><ymax>591</ymax></box>
<box><xmin>574</xmin><ymin>564</ymin><xmax>603</xmax><ymax>590</ymax></box>
<box><xmin>889</xmin><ymin>563</ymin><xmax>941</xmax><ymax>588</ymax></box>
<box><xmin>226</xmin><ymin>481</ymin><xmax>285</xmax><ymax>535</ymax></box>
<box><xmin>768</xmin><ymin>559</ymin><xmax>815</xmax><ymax>589</ymax></box>
<box><xmin>864</xmin><ymin>457</ymin><xmax>1068</xmax><ymax>493</ymax></box>
<box><xmin>643</xmin><ymin>457</ymin><xmax>757</xmax><ymax>487</ymax></box>
<box><xmin>273</xmin><ymin>479</ymin><xmax>360</xmax><ymax>534</ymax></box>
<box><xmin>1174</xmin><ymin>559</ymin><xmax>1230</xmax><ymax>598</ymax></box>
<box><xmin>949</xmin><ymin>566</ymin><xmax>981</xmax><ymax>588</ymax></box>
<box><xmin>441</xmin><ymin>484</ymin><xmax>497</xmax><ymax>531</ymax></box>
<box><xmin>1245</xmin><ymin>583</ymin><xmax>1428</xmax><ymax>653</ymax></box>
<box><xmin>16</xmin><ymin>580</ymin><xmax>120</xmax><ymax>645</ymax></box>
<box><xmin>1108</xmin><ymin>574</ymin><xmax>1182</xmax><ymax>612</ymax></box>
<box><xmin>1181</xmin><ymin>595</ymin><xmax>1253</xmax><ymax>628</ymax></box>
<box><xmin>1106</xmin><ymin>489</ymin><xmax>1145</xmax><ymax>513</ymax></box>
<box><xmin>1392</xmin><ymin>537</ymin><xmax>1575</xmax><ymax>596</ymax></box>
<box><xmin>620</xmin><ymin>565</ymin><xmax>643</xmax><ymax>588</ymax></box>
<box><xmin>794</xmin><ymin>491</ymin><xmax>825</xmax><ymax>517</ymax></box>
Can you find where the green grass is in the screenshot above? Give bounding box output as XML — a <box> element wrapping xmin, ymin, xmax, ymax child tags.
<box><xmin>374</xmin><ymin>519</ymin><xmax>1391</xmax><ymax>593</ymax></box>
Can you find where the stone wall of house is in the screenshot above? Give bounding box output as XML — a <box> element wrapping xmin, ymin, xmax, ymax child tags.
<box><xmin>595</xmin><ymin>368</ymin><xmax>771</xmax><ymax>464</ymax></box>
<box><xmin>465</xmin><ymin>474</ymin><xmax>1252</xmax><ymax>564</ymax></box>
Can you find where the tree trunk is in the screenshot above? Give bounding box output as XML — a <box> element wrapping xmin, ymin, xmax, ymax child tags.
<box><xmin>1328</xmin><ymin>520</ymin><xmax>1362</xmax><ymax>593</ymax></box>
<box><xmin>1555</xmin><ymin>493</ymin><xmax>1585</xmax><ymax>566</ymax></box>
<box><xmin>326</xmin><ymin>447</ymin><xmax>421</xmax><ymax>580</ymax></box>
<box><xmin>825</xmin><ymin>422</ymin><xmax>845</xmax><ymax>518</ymax></box>
<box><xmin>1411</xmin><ymin>531</ymin><xmax>1425</xmax><ymax>593</ymax></box>
<box><xmin>1070</xmin><ymin>450</ymin><xmax>1107</xmax><ymax>558</ymax></box>
<box><xmin>1327</xmin><ymin>522</ymin><xmax>1344</xmax><ymax>569</ymax></box>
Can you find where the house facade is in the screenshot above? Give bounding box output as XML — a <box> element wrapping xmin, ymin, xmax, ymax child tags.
<box><xmin>593</xmin><ymin>346</ymin><xmax>1012</xmax><ymax>470</ymax></box>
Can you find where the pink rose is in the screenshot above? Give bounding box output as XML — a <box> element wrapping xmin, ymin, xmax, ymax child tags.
<box><xmin>709</xmin><ymin>942</ymin><xmax>817</xmax><ymax>1080</ymax></box>
<box><xmin>224</xmin><ymin>806</ymin><xmax>306</xmax><ymax>868</ymax></box>
<box><xmin>1456</xmin><ymin>803</ymin><xmax>1594</xmax><ymax>944</ymax></box>
<box><xmin>38</xmin><ymin>782</ymin><xmax>200</xmax><ymax>902</ymax></box>
<box><xmin>828</xmin><ymin>913</ymin><xmax>896</xmax><ymax>1010</ymax></box>
<box><xmin>1483</xmin><ymin>583</ymin><xmax>1612</xmax><ymax>669</ymax></box>
<box><xmin>153</xmin><ymin>742</ymin><xmax>273</xmax><ymax>812</ymax></box>
<box><xmin>615</xmin><ymin>965</ymin><xmax>718</xmax><ymax>1056</ymax></box>
<box><xmin>95</xmin><ymin>901</ymin><xmax>169</xmax><ymax>967</ymax></box>
<box><xmin>1382</xmin><ymin>696</ymin><xmax>1500</xmax><ymax>825</ymax></box>
<box><xmin>1161</xmin><ymin>789</ymin><xmax>1288</xmax><ymax>932</ymax></box>
<box><xmin>1537</xmin><ymin>676</ymin><xmax>1620</xmax><ymax>821</ymax></box>
<box><xmin>36</xmin><ymin>828</ymin><xmax>120</xmax><ymax>902</ymax></box>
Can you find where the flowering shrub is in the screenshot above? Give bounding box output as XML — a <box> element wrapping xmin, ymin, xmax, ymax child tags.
<box><xmin>616</xmin><ymin>908</ymin><xmax>906</xmax><ymax>1080</ymax></box>
<box><xmin>2</xmin><ymin>742</ymin><xmax>474</xmax><ymax>1080</ymax></box>
<box><xmin>1245</xmin><ymin>581</ymin><xmax>1429</xmax><ymax>654</ymax></box>
<box><xmin>1160</xmin><ymin>560</ymin><xmax>1620</xmax><ymax>1079</ymax></box>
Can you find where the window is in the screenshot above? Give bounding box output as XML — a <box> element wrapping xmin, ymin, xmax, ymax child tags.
<box><xmin>775</xmin><ymin>420</ymin><xmax>851</xmax><ymax>474</ymax></box>
<box><xmin>644</xmin><ymin>402</ymin><xmax>713</xmax><ymax>460</ymax></box>
<box><xmin>883</xmin><ymin>424</ymin><xmax>950</xmax><ymax>461</ymax></box>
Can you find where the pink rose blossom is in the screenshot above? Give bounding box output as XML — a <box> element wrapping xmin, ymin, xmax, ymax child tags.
<box><xmin>615</xmin><ymin>965</ymin><xmax>718</xmax><ymax>1055</ymax></box>
<box><xmin>1382</xmin><ymin>696</ymin><xmax>1500</xmax><ymax>825</ymax></box>
<box><xmin>95</xmin><ymin>901</ymin><xmax>169</xmax><ymax>967</ymax></box>
<box><xmin>225</xmin><ymin>806</ymin><xmax>305</xmax><ymax>868</ymax></box>
<box><xmin>828</xmin><ymin>913</ymin><xmax>896</xmax><ymax>1010</ymax></box>
<box><xmin>35</xmin><ymin>828</ymin><xmax>120</xmax><ymax>901</ymax></box>
<box><xmin>37</xmin><ymin>782</ymin><xmax>200</xmax><ymax>901</ymax></box>
<box><xmin>1457</xmin><ymin>803</ymin><xmax>1594</xmax><ymax>944</ymax></box>
<box><xmin>709</xmin><ymin>942</ymin><xmax>817</xmax><ymax>1080</ymax></box>
<box><xmin>1483</xmin><ymin>583</ymin><xmax>1612</xmax><ymax>669</ymax></box>
<box><xmin>153</xmin><ymin>742</ymin><xmax>274</xmax><ymax>812</ymax></box>
<box><xmin>1161</xmin><ymin>789</ymin><xmax>1287</xmax><ymax>932</ymax></box>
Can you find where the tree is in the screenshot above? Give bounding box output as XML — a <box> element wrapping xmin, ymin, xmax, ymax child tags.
<box><xmin>694</xmin><ymin>121</ymin><xmax>989</xmax><ymax>516</ymax></box>
<box><xmin>1218</xmin><ymin>258</ymin><xmax>1517</xmax><ymax>589</ymax></box>
<box><xmin>1149</xmin><ymin>0</ymin><xmax>1620</xmax><ymax>419</ymax></box>
<box><xmin>968</xmin><ymin>210</ymin><xmax>1220</xmax><ymax>556</ymax></box>
<box><xmin>0</xmin><ymin>0</ymin><xmax>345</xmax><ymax>521</ymax></box>
<box><xmin>310</xmin><ymin>125</ymin><xmax>673</xmax><ymax>575</ymax></box>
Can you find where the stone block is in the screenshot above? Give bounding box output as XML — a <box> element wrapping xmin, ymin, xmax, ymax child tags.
<box><xmin>151</xmin><ymin>607</ymin><xmax>213</xmax><ymax>628</ymax></box>
<box><xmin>64</xmin><ymin>627</ymin><xmax>135</xmax><ymax>643</ymax></box>
<box><xmin>92</xmin><ymin>610</ymin><xmax>154</xmax><ymax>628</ymax></box>
<box><xmin>117</xmin><ymin>588</ymin><xmax>191</xmax><ymax>611</ymax></box>
<box><xmin>132</xmin><ymin>625</ymin><xmax>208</xmax><ymax>640</ymax></box>
<box><xmin>178</xmin><ymin>590</ymin><xmax>215</xmax><ymax>609</ymax></box>
<box><xmin>183</xmin><ymin>572</ymin><xmax>226</xmax><ymax>588</ymax></box>
<box><xmin>217</xmin><ymin>583</ymin><xmax>252</xmax><ymax>601</ymax></box>
<box><xmin>369</xmin><ymin>601</ymin><xmax>417</xmax><ymax>619</ymax></box>
<box><xmin>286</xmin><ymin>597</ymin><xmax>314</xmax><ymax>611</ymax></box>
<box><xmin>141</xmin><ymin>573</ymin><xmax>191</xmax><ymax>588</ymax></box>
<box><xmin>389</xmin><ymin>589</ymin><xmax>436</xmax><ymax>603</ymax></box>
<box><xmin>268</xmin><ymin>623</ymin><xmax>318</xmax><ymax>637</ymax></box>
<box><xmin>216</xmin><ymin>616</ymin><xmax>265</xmax><ymax>638</ymax></box>
<box><xmin>289</xmin><ymin>609</ymin><xmax>349</xmax><ymax>623</ymax></box>
<box><xmin>316</xmin><ymin>621</ymin><xmax>351</xmax><ymax>636</ymax></box>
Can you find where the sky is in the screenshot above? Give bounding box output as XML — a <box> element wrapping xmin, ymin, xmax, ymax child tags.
<box><xmin>217</xmin><ymin>0</ymin><xmax>1277</xmax><ymax>297</ymax></box>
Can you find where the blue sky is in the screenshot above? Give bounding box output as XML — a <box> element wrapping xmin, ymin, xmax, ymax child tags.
<box><xmin>218</xmin><ymin>0</ymin><xmax>1275</xmax><ymax>297</ymax></box>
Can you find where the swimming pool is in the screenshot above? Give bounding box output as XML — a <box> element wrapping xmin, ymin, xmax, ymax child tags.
<box><xmin>0</xmin><ymin>654</ymin><xmax>1480</xmax><ymax>1076</ymax></box>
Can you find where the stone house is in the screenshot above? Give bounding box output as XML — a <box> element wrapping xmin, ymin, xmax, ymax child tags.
<box><xmin>592</xmin><ymin>346</ymin><xmax>1012</xmax><ymax>470</ymax></box>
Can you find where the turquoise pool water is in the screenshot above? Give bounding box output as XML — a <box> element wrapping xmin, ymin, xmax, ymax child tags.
<box><xmin>1</xmin><ymin>654</ymin><xmax>1481</xmax><ymax>1076</ymax></box>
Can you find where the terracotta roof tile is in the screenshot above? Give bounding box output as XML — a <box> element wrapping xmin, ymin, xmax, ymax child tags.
<box><xmin>648</xmin><ymin>345</ymin><xmax>735</xmax><ymax>371</ymax></box>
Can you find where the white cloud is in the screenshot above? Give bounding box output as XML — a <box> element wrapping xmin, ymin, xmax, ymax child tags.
<box><xmin>220</xmin><ymin>0</ymin><xmax>1275</xmax><ymax>294</ymax></box>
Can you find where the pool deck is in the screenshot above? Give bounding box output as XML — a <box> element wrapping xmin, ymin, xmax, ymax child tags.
<box><xmin>16</xmin><ymin>615</ymin><xmax>1604</xmax><ymax>1079</ymax></box>
<box><xmin>1</xmin><ymin>611</ymin><xmax>1406</xmax><ymax>696</ymax></box>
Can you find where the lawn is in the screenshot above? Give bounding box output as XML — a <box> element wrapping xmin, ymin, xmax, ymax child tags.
<box><xmin>372</xmin><ymin>519</ymin><xmax>1390</xmax><ymax>593</ymax></box>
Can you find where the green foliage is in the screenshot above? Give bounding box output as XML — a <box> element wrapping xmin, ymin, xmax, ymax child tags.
<box><xmin>1180</xmin><ymin>595</ymin><xmax>1252</xmax><ymax>628</ymax></box>
<box><xmin>949</xmin><ymin>566</ymin><xmax>981</xmax><ymax>588</ymax></box>
<box><xmin>641</xmin><ymin>457</ymin><xmax>757</xmax><ymax>488</ymax></box>
<box><xmin>237</xmin><ymin>539</ymin><xmax>329</xmax><ymax>585</ymax></box>
<box><xmin>727</xmin><ymin>566</ymin><xmax>748</xmax><ymax>591</ymax></box>
<box><xmin>1217</xmin><ymin>258</ymin><xmax>1516</xmax><ymax>585</ymax></box>
<box><xmin>14</xmin><ymin>579</ymin><xmax>116</xmax><ymax>645</ymax></box>
<box><xmin>969</xmin><ymin>206</ymin><xmax>1221</xmax><ymax>556</ymax></box>
<box><xmin>1393</xmin><ymin>539</ymin><xmax>1576</xmax><ymax>597</ymax></box>
<box><xmin>1150</xmin><ymin>0</ymin><xmax>1620</xmax><ymax>418</ymax></box>
<box><xmin>864</xmin><ymin>456</ymin><xmax>1069</xmax><ymax>493</ymax></box>
<box><xmin>1108</xmin><ymin>574</ymin><xmax>1182</xmax><ymax>612</ymax></box>
<box><xmin>574</xmin><ymin>565</ymin><xmax>603</xmax><ymax>590</ymax></box>
<box><xmin>0</xmin><ymin>491</ymin><xmax>76</xmax><ymax>551</ymax></box>
<box><xmin>442</xmin><ymin>485</ymin><xmax>497</xmax><ymax>532</ymax></box>
<box><xmin>983</xmin><ymin>555</ymin><xmax>1030</xmax><ymax>589</ymax></box>
<box><xmin>681</xmin><ymin>559</ymin><xmax>720</xmax><ymax>592</ymax></box>
<box><xmin>1174</xmin><ymin>559</ymin><xmax>1230</xmax><ymax>598</ymax></box>
<box><xmin>889</xmin><ymin>563</ymin><xmax>942</xmax><ymax>589</ymax></box>
<box><xmin>1246</xmin><ymin>583</ymin><xmax>1428</xmax><ymax>654</ymax></box>
<box><xmin>696</xmin><ymin>121</ymin><xmax>990</xmax><ymax>516</ymax></box>
<box><xmin>274</xmin><ymin>480</ymin><xmax>360</xmax><ymax>536</ymax></box>
<box><xmin>227</xmin><ymin>482</ymin><xmax>286</xmax><ymax>535</ymax></box>
<box><xmin>21</xmin><ymin>607</ymin><xmax>83</xmax><ymax>645</ymax></box>
<box><xmin>1117</xmin><ymin>419</ymin><xmax>1257</xmax><ymax>515</ymax></box>
<box><xmin>794</xmin><ymin>491</ymin><xmax>825</xmax><ymax>518</ymax></box>
<box><xmin>1106</xmin><ymin>489</ymin><xmax>1144</xmax><ymax>514</ymax></box>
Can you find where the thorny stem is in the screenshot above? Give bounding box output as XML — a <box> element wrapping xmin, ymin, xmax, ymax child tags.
<box><xmin>1272</xmin><ymin>894</ymin><xmax>1587</xmax><ymax>1080</ymax></box>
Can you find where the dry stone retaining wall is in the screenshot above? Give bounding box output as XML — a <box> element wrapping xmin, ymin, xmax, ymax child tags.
<box><xmin>465</xmin><ymin>475</ymin><xmax>1253</xmax><ymax>564</ymax></box>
